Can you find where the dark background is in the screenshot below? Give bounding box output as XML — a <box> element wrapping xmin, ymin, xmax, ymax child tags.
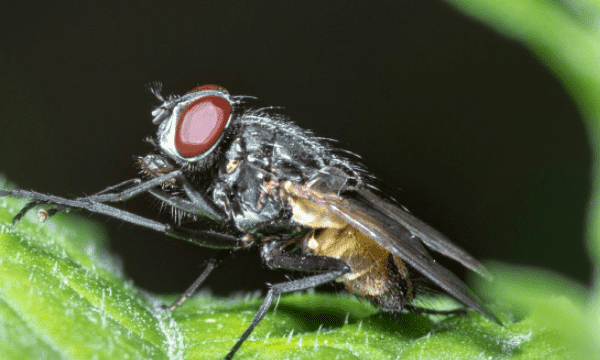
<box><xmin>0</xmin><ymin>1</ymin><xmax>591</xmax><ymax>296</ymax></box>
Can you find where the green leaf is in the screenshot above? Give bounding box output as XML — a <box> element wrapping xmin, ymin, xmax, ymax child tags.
<box><xmin>0</xmin><ymin>185</ymin><xmax>172</xmax><ymax>359</ymax></box>
<box><xmin>4</xmin><ymin>3</ymin><xmax>600</xmax><ymax>358</ymax></box>
<box><xmin>0</xmin><ymin>180</ymin><xmax>588</xmax><ymax>359</ymax></box>
<box><xmin>441</xmin><ymin>0</ymin><xmax>600</xmax><ymax>359</ymax></box>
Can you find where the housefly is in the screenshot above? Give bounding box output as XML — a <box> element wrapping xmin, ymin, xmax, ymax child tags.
<box><xmin>1</xmin><ymin>84</ymin><xmax>501</xmax><ymax>359</ymax></box>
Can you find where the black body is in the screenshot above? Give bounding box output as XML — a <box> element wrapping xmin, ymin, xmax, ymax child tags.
<box><xmin>149</xmin><ymin>110</ymin><xmax>360</xmax><ymax>234</ymax></box>
<box><xmin>0</xmin><ymin>84</ymin><xmax>501</xmax><ymax>359</ymax></box>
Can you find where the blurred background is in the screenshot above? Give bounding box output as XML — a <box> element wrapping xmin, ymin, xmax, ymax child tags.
<box><xmin>0</xmin><ymin>1</ymin><xmax>590</xmax><ymax>297</ymax></box>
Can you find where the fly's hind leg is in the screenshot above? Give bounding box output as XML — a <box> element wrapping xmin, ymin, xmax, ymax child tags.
<box><xmin>224</xmin><ymin>241</ymin><xmax>351</xmax><ymax>360</ymax></box>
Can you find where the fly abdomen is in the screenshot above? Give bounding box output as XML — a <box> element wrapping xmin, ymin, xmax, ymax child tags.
<box><xmin>302</xmin><ymin>225</ymin><xmax>414</xmax><ymax>310</ymax></box>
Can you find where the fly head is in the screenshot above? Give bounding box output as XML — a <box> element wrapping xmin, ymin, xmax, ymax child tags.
<box><xmin>149</xmin><ymin>84</ymin><xmax>240</xmax><ymax>171</ymax></box>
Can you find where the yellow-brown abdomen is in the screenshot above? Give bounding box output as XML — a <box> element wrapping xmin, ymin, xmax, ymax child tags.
<box><xmin>287</xmin><ymin>189</ymin><xmax>414</xmax><ymax>309</ymax></box>
<box><xmin>302</xmin><ymin>225</ymin><xmax>414</xmax><ymax>308</ymax></box>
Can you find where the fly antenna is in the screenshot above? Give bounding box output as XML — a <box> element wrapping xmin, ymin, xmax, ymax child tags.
<box><xmin>148</xmin><ymin>81</ymin><xmax>165</xmax><ymax>101</ymax></box>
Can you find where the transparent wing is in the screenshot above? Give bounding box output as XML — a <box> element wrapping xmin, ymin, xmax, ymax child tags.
<box><xmin>356</xmin><ymin>188</ymin><xmax>493</xmax><ymax>280</ymax></box>
<box><xmin>285</xmin><ymin>174</ymin><xmax>500</xmax><ymax>324</ymax></box>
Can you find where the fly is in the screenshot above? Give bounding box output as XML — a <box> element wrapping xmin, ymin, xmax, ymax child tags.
<box><xmin>0</xmin><ymin>83</ymin><xmax>502</xmax><ymax>359</ymax></box>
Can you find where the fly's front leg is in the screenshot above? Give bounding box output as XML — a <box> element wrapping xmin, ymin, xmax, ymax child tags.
<box><xmin>177</xmin><ymin>176</ymin><xmax>227</xmax><ymax>222</ymax></box>
<box><xmin>91</xmin><ymin>171</ymin><xmax>228</xmax><ymax>223</ymax></box>
<box><xmin>6</xmin><ymin>169</ymin><xmax>229</xmax><ymax>226</ymax></box>
<box><xmin>139</xmin><ymin>152</ymin><xmax>228</xmax><ymax>222</ymax></box>
<box><xmin>5</xmin><ymin>171</ymin><xmax>184</xmax><ymax>224</ymax></box>
<box><xmin>91</xmin><ymin>178</ymin><xmax>143</xmax><ymax>196</ymax></box>
<box><xmin>83</xmin><ymin>171</ymin><xmax>182</xmax><ymax>203</ymax></box>
<box><xmin>19</xmin><ymin>178</ymin><xmax>153</xmax><ymax>223</ymax></box>
<box><xmin>11</xmin><ymin>199</ymin><xmax>50</xmax><ymax>224</ymax></box>
<box><xmin>225</xmin><ymin>241</ymin><xmax>350</xmax><ymax>360</ymax></box>
<box><xmin>1</xmin><ymin>191</ymin><xmax>247</xmax><ymax>250</ymax></box>
<box><xmin>11</xmin><ymin>178</ymin><xmax>145</xmax><ymax>223</ymax></box>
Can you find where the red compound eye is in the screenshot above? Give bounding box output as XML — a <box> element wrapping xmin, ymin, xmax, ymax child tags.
<box><xmin>187</xmin><ymin>84</ymin><xmax>228</xmax><ymax>94</ymax></box>
<box><xmin>175</xmin><ymin>96</ymin><xmax>232</xmax><ymax>158</ymax></box>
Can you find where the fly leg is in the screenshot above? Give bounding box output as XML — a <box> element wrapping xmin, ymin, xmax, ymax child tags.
<box><xmin>4</xmin><ymin>170</ymin><xmax>228</xmax><ymax>225</ymax></box>
<box><xmin>11</xmin><ymin>178</ymin><xmax>150</xmax><ymax>224</ymax></box>
<box><xmin>91</xmin><ymin>178</ymin><xmax>144</xmax><ymax>195</ymax></box>
<box><xmin>84</xmin><ymin>170</ymin><xmax>226</xmax><ymax>222</ymax></box>
<box><xmin>1</xmin><ymin>193</ymin><xmax>245</xmax><ymax>250</ymax></box>
<box><xmin>165</xmin><ymin>249</ymin><xmax>232</xmax><ymax>311</ymax></box>
<box><xmin>225</xmin><ymin>242</ymin><xmax>351</xmax><ymax>360</ymax></box>
<box><xmin>82</xmin><ymin>171</ymin><xmax>182</xmax><ymax>203</ymax></box>
<box><xmin>5</xmin><ymin>171</ymin><xmax>183</xmax><ymax>223</ymax></box>
<box><xmin>11</xmin><ymin>199</ymin><xmax>49</xmax><ymax>224</ymax></box>
<box><xmin>404</xmin><ymin>305</ymin><xmax>467</xmax><ymax>316</ymax></box>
